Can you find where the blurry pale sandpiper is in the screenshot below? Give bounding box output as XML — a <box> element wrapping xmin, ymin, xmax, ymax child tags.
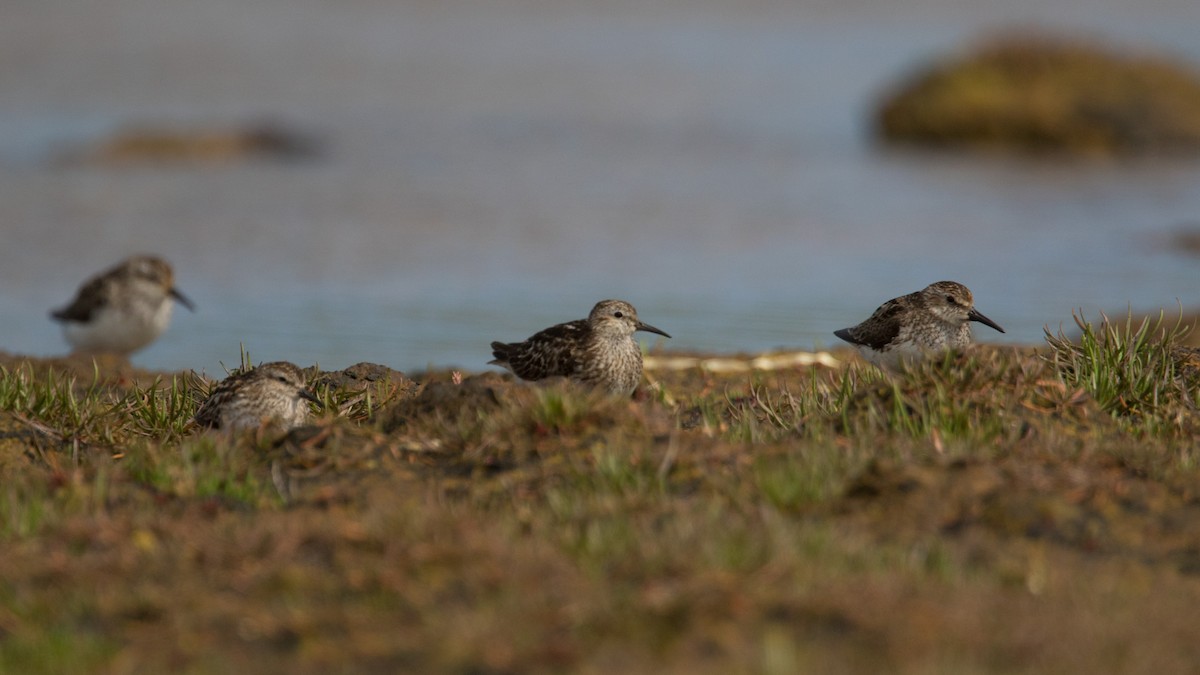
<box><xmin>51</xmin><ymin>254</ymin><xmax>194</xmax><ymax>356</ymax></box>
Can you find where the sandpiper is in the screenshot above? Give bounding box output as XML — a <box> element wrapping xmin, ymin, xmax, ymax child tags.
<box><xmin>51</xmin><ymin>255</ymin><xmax>194</xmax><ymax>356</ymax></box>
<box><xmin>834</xmin><ymin>281</ymin><xmax>1005</xmax><ymax>369</ymax></box>
<box><xmin>193</xmin><ymin>361</ymin><xmax>320</xmax><ymax>432</ymax></box>
<box><xmin>489</xmin><ymin>299</ymin><xmax>671</xmax><ymax>397</ymax></box>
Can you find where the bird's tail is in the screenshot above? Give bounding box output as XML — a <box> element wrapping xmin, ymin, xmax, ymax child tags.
<box><xmin>488</xmin><ymin>341</ymin><xmax>511</xmax><ymax>365</ymax></box>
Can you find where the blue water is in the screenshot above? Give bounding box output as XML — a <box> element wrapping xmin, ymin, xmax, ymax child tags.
<box><xmin>1</xmin><ymin>0</ymin><xmax>1199</xmax><ymax>375</ymax></box>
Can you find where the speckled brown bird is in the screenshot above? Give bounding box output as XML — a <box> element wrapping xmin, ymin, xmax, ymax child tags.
<box><xmin>51</xmin><ymin>254</ymin><xmax>194</xmax><ymax>356</ymax></box>
<box><xmin>193</xmin><ymin>361</ymin><xmax>320</xmax><ymax>432</ymax></box>
<box><xmin>834</xmin><ymin>281</ymin><xmax>1004</xmax><ymax>369</ymax></box>
<box><xmin>489</xmin><ymin>299</ymin><xmax>671</xmax><ymax>397</ymax></box>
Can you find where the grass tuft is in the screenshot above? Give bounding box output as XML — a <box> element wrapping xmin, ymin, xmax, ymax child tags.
<box><xmin>1044</xmin><ymin>309</ymin><xmax>1197</xmax><ymax>431</ymax></box>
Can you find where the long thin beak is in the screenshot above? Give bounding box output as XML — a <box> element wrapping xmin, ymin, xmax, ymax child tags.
<box><xmin>170</xmin><ymin>287</ymin><xmax>196</xmax><ymax>312</ymax></box>
<box><xmin>299</xmin><ymin>388</ymin><xmax>323</xmax><ymax>408</ymax></box>
<box><xmin>636</xmin><ymin>321</ymin><xmax>671</xmax><ymax>339</ymax></box>
<box><xmin>968</xmin><ymin>308</ymin><xmax>1005</xmax><ymax>334</ymax></box>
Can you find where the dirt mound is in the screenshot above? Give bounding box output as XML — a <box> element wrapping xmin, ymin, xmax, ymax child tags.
<box><xmin>840</xmin><ymin>452</ymin><xmax>1200</xmax><ymax>574</ymax></box>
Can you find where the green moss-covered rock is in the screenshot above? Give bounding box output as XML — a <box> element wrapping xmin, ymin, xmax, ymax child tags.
<box><xmin>876</xmin><ymin>34</ymin><xmax>1200</xmax><ymax>155</ymax></box>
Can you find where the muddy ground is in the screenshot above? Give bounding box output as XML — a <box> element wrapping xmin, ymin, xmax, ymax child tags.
<box><xmin>0</xmin><ymin>345</ymin><xmax>1198</xmax><ymax>674</ymax></box>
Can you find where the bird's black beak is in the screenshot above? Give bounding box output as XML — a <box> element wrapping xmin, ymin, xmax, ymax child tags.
<box><xmin>636</xmin><ymin>321</ymin><xmax>671</xmax><ymax>339</ymax></box>
<box><xmin>968</xmin><ymin>308</ymin><xmax>1005</xmax><ymax>334</ymax></box>
<box><xmin>170</xmin><ymin>288</ymin><xmax>196</xmax><ymax>312</ymax></box>
<box><xmin>299</xmin><ymin>388</ymin><xmax>323</xmax><ymax>408</ymax></box>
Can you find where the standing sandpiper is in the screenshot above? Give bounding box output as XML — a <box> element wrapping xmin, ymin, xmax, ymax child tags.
<box><xmin>834</xmin><ymin>281</ymin><xmax>1005</xmax><ymax>369</ymax></box>
<box><xmin>193</xmin><ymin>361</ymin><xmax>320</xmax><ymax>432</ymax></box>
<box><xmin>51</xmin><ymin>255</ymin><xmax>194</xmax><ymax>356</ymax></box>
<box><xmin>489</xmin><ymin>299</ymin><xmax>671</xmax><ymax>397</ymax></box>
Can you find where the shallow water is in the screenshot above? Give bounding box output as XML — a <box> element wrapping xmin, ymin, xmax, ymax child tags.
<box><xmin>2</xmin><ymin>0</ymin><xmax>1199</xmax><ymax>374</ymax></box>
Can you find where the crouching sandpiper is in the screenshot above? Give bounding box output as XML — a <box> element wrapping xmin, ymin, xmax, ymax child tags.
<box><xmin>51</xmin><ymin>254</ymin><xmax>194</xmax><ymax>357</ymax></box>
<box><xmin>834</xmin><ymin>281</ymin><xmax>1005</xmax><ymax>369</ymax></box>
<box><xmin>194</xmin><ymin>361</ymin><xmax>320</xmax><ymax>432</ymax></box>
<box><xmin>490</xmin><ymin>299</ymin><xmax>671</xmax><ymax>397</ymax></box>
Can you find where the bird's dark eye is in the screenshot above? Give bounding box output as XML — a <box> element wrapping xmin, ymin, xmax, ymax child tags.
<box><xmin>276</xmin><ymin>375</ymin><xmax>288</xmax><ymax>383</ymax></box>
<box><xmin>945</xmin><ymin>295</ymin><xmax>956</xmax><ymax>304</ymax></box>
<box><xmin>613</xmin><ymin>311</ymin><xmax>624</xmax><ymax>318</ymax></box>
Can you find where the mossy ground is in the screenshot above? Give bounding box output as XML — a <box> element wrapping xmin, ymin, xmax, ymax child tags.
<box><xmin>1</xmin><ymin>313</ymin><xmax>1198</xmax><ymax>674</ymax></box>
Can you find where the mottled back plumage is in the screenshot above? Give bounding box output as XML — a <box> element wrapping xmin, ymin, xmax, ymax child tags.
<box><xmin>194</xmin><ymin>361</ymin><xmax>319</xmax><ymax>432</ymax></box>
<box><xmin>834</xmin><ymin>281</ymin><xmax>1004</xmax><ymax>369</ymax></box>
<box><xmin>489</xmin><ymin>299</ymin><xmax>671</xmax><ymax>397</ymax></box>
<box><xmin>51</xmin><ymin>254</ymin><xmax>194</xmax><ymax>356</ymax></box>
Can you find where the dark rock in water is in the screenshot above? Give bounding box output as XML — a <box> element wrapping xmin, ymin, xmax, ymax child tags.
<box><xmin>56</xmin><ymin>120</ymin><xmax>324</xmax><ymax>165</ymax></box>
<box><xmin>1166</xmin><ymin>225</ymin><xmax>1200</xmax><ymax>257</ymax></box>
<box><xmin>876</xmin><ymin>33</ymin><xmax>1200</xmax><ymax>156</ymax></box>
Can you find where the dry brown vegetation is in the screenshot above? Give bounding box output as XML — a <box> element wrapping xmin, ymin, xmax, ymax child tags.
<box><xmin>1</xmin><ymin>313</ymin><xmax>1199</xmax><ymax>673</ymax></box>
